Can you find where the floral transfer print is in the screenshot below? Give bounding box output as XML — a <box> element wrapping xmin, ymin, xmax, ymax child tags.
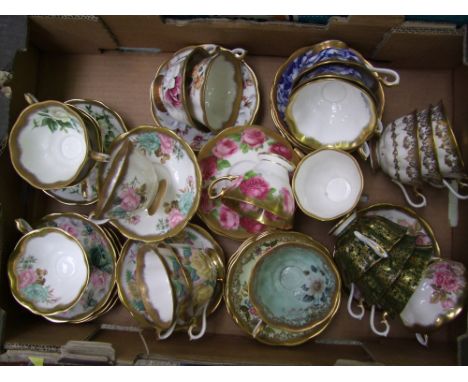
<box><xmin>426</xmin><ymin>261</ymin><xmax>466</xmax><ymax>310</ymax></box>
<box><xmin>123</xmin><ymin>243</ymin><xmax>146</xmax><ymax>314</ymax></box>
<box><xmin>16</xmin><ymin>255</ymin><xmax>59</xmax><ymax>306</ymax></box>
<box><xmin>40</xmin><ymin>216</ymin><xmax>115</xmax><ymax>318</ymax></box>
<box><xmin>108</xmin><ymin>177</ymin><xmax>147</xmax><ymax>221</ymax></box>
<box><xmin>135</xmin><ymin>132</ymin><xmax>183</xmax><ymax>163</ymax></box>
<box><xmin>164</xmin><ymin>75</ymin><xmax>183</xmax><ymax>108</ymax></box>
<box><xmin>32</xmin><ymin>107</ymin><xmax>81</xmax><ymax>134</ymax></box>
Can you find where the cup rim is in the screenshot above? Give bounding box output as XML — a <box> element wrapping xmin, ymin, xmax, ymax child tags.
<box><xmin>135</xmin><ymin>243</ymin><xmax>176</xmax><ymax>330</ymax></box>
<box><xmin>8</xmin><ymin>226</ymin><xmax>90</xmax><ymax>316</ymax></box>
<box><xmin>292</xmin><ymin>148</ymin><xmax>364</xmax><ymax>221</ymax></box>
<box><xmin>285</xmin><ymin>77</ymin><xmax>378</xmax><ymax>152</ymax></box>
<box><xmin>9</xmin><ymin>100</ymin><xmax>91</xmax><ymax>190</ymax></box>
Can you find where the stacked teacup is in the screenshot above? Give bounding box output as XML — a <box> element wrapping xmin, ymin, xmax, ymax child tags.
<box><xmin>271</xmin><ymin>40</ymin><xmax>400</xmax><ymax>158</ymax></box>
<box><xmin>370</xmin><ymin>101</ymin><xmax>468</xmax><ymax>207</ymax></box>
<box><xmin>154</xmin><ymin>44</ymin><xmax>246</xmax><ymax>133</ymax></box>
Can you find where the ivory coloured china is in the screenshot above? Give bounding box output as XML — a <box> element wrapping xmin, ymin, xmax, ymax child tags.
<box><xmin>197</xmin><ymin>125</ymin><xmax>300</xmax><ymax>240</ymax></box>
<box><xmin>293</xmin><ymin>149</ymin><xmax>363</xmax><ymax>221</ymax></box>
<box><xmin>9</xmin><ymin>227</ymin><xmax>90</xmax><ymax>316</ymax></box>
<box><xmin>102</xmin><ymin>126</ymin><xmax>201</xmax><ymax>242</ymax></box>
<box><xmin>151</xmin><ymin>45</ymin><xmax>260</xmax><ymax>151</ymax></box>
<box><xmin>285</xmin><ymin>78</ymin><xmax>377</xmax><ymax>151</ymax></box>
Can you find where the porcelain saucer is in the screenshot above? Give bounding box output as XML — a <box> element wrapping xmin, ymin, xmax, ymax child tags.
<box><xmin>105</xmin><ymin>126</ymin><xmax>201</xmax><ymax>242</ymax></box>
<box><xmin>150</xmin><ymin>45</ymin><xmax>260</xmax><ymax>152</ymax></box>
<box><xmin>225</xmin><ymin>230</ymin><xmax>340</xmax><ymax>346</ymax></box>
<box><xmin>44</xmin><ymin>100</ymin><xmax>127</xmax><ymax>205</ymax></box>
<box><xmin>197</xmin><ymin>125</ymin><xmax>300</xmax><ymax>240</ymax></box>
<box><xmin>38</xmin><ymin>213</ymin><xmax>117</xmax><ymax>323</ymax></box>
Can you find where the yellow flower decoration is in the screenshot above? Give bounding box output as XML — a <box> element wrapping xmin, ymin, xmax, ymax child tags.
<box><xmin>194</xmin><ymin>284</ymin><xmax>214</xmax><ymax>306</ymax></box>
<box><xmin>191</xmin><ymin>251</ymin><xmax>213</xmax><ymax>280</ymax></box>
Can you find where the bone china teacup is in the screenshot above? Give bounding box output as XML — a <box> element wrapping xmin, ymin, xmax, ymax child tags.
<box><xmin>188</xmin><ymin>48</ymin><xmax>245</xmax><ymax>132</ymax></box>
<box><xmin>9</xmin><ymin>99</ymin><xmax>107</xmax><ymax>190</ymax></box>
<box><xmin>208</xmin><ymin>153</ymin><xmax>296</xmax><ymax>221</ymax></box>
<box><xmin>8</xmin><ymin>223</ymin><xmax>90</xmax><ymax>316</ymax></box>
<box><xmin>93</xmin><ymin>139</ymin><xmax>163</xmax><ymax>221</ymax></box>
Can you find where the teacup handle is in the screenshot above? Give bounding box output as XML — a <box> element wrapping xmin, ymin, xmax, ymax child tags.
<box><xmin>188</xmin><ymin>303</ymin><xmax>208</xmax><ymax>341</ymax></box>
<box><xmin>152</xmin><ymin>75</ymin><xmax>167</xmax><ymax>113</ymax></box>
<box><xmin>370</xmin><ymin>305</ymin><xmax>390</xmax><ymax>337</ymax></box>
<box><xmin>15</xmin><ymin>218</ymin><xmax>33</xmax><ymax>234</ymax></box>
<box><xmin>201</xmin><ymin>44</ymin><xmax>219</xmax><ymax>55</ymax></box>
<box><xmin>252</xmin><ymin>319</ymin><xmax>267</xmax><ymax>339</ymax></box>
<box><xmin>415</xmin><ymin>333</ymin><xmax>429</xmax><ymax>347</ymax></box>
<box><xmin>207</xmin><ymin>175</ymin><xmax>240</xmax><ymax>200</ymax></box>
<box><xmin>357</xmin><ymin>141</ymin><xmax>371</xmax><ymax>161</ymax></box>
<box><xmin>24</xmin><ymin>93</ymin><xmax>39</xmax><ymax>105</ymax></box>
<box><xmin>147</xmin><ymin>179</ymin><xmax>168</xmax><ymax>216</ymax></box>
<box><xmin>157</xmin><ymin>322</ymin><xmax>176</xmax><ymax>341</ymax></box>
<box><xmin>347</xmin><ymin>283</ymin><xmax>365</xmax><ymax>320</ymax></box>
<box><xmin>80</xmin><ymin>179</ymin><xmax>88</xmax><ymax>199</ymax></box>
<box><xmin>354</xmin><ymin>231</ymin><xmax>388</xmax><ymax>259</ymax></box>
<box><xmin>443</xmin><ymin>179</ymin><xmax>468</xmax><ymax>200</ymax></box>
<box><xmin>231</xmin><ymin>48</ymin><xmax>247</xmax><ymax>60</ymax></box>
<box><xmin>365</xmin><ymin>66</ymin><xmax>400</xmax><ymax>87</ymax></box>
<box><xmin>391</xmin><ymin>180</ymin><xmax>427</xmax><ymax>208</ymax></box>
<box><xmin>90</xmin><ymin>151</ymin><xmax>110</xmax><ymax>163</ymax></box>
<box><xmin>88</xmin><ymin>212</ymin><xmax>110</xmax><ymax>225</ymax></box>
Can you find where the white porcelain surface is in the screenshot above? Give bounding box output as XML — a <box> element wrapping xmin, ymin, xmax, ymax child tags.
<box><xmin>15</xmin><ymin>105</ymin><xmax>87</xmax><ymax>186</ymax></box>
<box><xmin>286</xmin><ymin>79</ymin><xmax>375</xmax><ymax>148</ymax></box>
<box><xmin>293</xmin><ymin>150</ymin><xmax>363</xmax><ymax>220</ymax></box>
<box><xmin>138</xmin><ymin>247</ymin><xmax>174</xmax><ymax>327</ymax></box>
<box><xmin>11</xmin><ymin>229</ymin><xmax>89</xmax><ymax>313</ymax></box>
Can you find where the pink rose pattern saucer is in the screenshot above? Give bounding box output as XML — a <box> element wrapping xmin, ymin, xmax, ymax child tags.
<box><xmin>198</xmin><ymin>126</ymin><xmax>297</xmax><ymax>240</ymax></box>
<box><xmin>151</xmin><ymin>46</ymin><xmax>259</xmax><ymax>151</ymax></box>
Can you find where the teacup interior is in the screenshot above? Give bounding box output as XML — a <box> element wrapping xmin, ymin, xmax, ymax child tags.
<box><xmin>286</xmin><ymin>79</ymin><xmax>375</xmax><ymax>146</ymax></box>
<box><xmin>204</xmin><ymin>53</ymin><xmax>240</xmax><ymax>131</ymax></box>
<box><xmin>294</xmin><ymin>150</ymin><xmax>363</xmax><ymax>220</ymax></box>
<box><xmin>139</xmin><ymin>248</ymin><xmax>174</xmax><ymax>327</ymax></box>
<box><xmin>15</xmin><ymin>231</ymin><xmax>88</xmax><ymax>311</ymax></box>
<box><xmin>15</xmin><ymin>105</ymin><xmax>87</xmax><ymax>186</ymax></box>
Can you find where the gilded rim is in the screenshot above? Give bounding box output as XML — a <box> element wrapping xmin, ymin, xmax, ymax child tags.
<box><xmin>150</xmin><ymin>45</ymin><xmax>261</xmax><ymax>151</ymax></box>
<box><xmin>357</xmin><ymin>203</ymin><xmax>441</xmax><ymax>257</ymax></box>
<box><xmin>248</xmin><ymin>241</ymin><xmax>341</xmax><ymax>333</ymax></box>
<box><xmin>197</xmin><ymin>125</ymin><xmax>300</xmax><ymax>240</ymax></box>
<box><xmin>292</xmin><ymin>148</ymin><xmax>364</xmax><ymax>221</ymax></box>
<box><xmin>8</xmin><ymin>227</ymin><xmax>90</xmax><ymax>316</ymax></box>
<box><xmin>115</xmin><ymin>240</ymin><xmax>154</xmax><ymax>328</ymax></box>
<box><xmin>224</xmin><ymin>230</ymin><xmax>340</xmax><ymax>346</ymax></box>
<box><xmin>200</xmin><ymin>50</ymin><xmax>244</xmax><ymax>132</ymax></box>
<box><xmin>285</xmin><ymin>77</ymin><xmax>378</xmax><ymax>151</ymax></box>
<box><xmin>9</xmin><ymin>100</ymin><xmax>91</xmax><ymax>190</ymax></box>
<box><xmin>38</xmin><ymin>212</ymin><xmax>117</xmax><ymax>322</ymax></box>
<box><xmin>105</xmin><ymin>126</ymin><xmax>202</xmax><ymax>242</ymax></box>
<box><xmin>270</xmin><ymin>40</ymin><xmax>383</xmax><ymax>152</ymax></box>
<box><xmin>135</xmin><ymin>244</ymin><xmax>177</xmax><ymax>330</ymax></box>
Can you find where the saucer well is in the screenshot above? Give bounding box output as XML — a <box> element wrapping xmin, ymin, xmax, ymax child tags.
<box><xmin>151</xmin><ymin>45</ymin><xmax>260</xmax><ymax>152</ymax></box>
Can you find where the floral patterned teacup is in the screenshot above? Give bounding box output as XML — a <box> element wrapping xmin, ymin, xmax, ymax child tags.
<box><xmin>165</xmin><ymin>243</ymin><xmax>217</xmax><ymax>340</ymax></box>
<box><xmin>208</xmin><ymin>153</ymin><xmax>296</xmax><ymax>221</ymax></box>
<box><xmin>400</xmin><ymin>259</ymin><xmax>466</xmax><ymax>332</ymax></box>
<box><xmin>9</xmin><ymin>98</ymin><xmax>107</xmax><ymax>191</ymax></box>
<box><xmin>188</xmin><ymin>48</ymin><xmax>245</xmax><ymax>132</ymax></box>
<box><xmin>93</xmin><ymin>139</ymin><xmax>163</xmax><ymax>221</ymax></box>
<box><xmin>9</xmin><ymin>223</ymin><xmax>90</xmax><ymax>316</ymax></box>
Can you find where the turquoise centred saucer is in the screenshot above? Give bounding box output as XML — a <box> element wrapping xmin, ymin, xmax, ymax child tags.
<box><xmin>249</xmin><ymin>242</ymin><xmax>340</xmax><ymax>331</ymax></box>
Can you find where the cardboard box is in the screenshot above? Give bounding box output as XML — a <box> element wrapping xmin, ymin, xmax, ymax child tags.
<box><xmin>1</xmin><ymin>15</ymin><xmax>467</xmax><ymax>365</ymax></box>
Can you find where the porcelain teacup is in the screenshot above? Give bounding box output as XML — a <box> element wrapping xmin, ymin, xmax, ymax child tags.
<box><xmin>165</xmin><ymin>243</ymin><xmax>217</xmax><ymax>340</ymax></box>
<box><xmin>93</xmin><ymin>139</ymin><xmax>164</xmax><ymax>221</ymax></box>
<box><xmin>285</xmin><ymin>77</ymin><xmax>379</xmax><ymax>153</ymax></box>
<box><xmin>188</xmin><ymin>48</ymin><xmax>244</xmax><ymax>132</ymax></box>
<box><xmin>208</xmin><ymin>153</ymin><xmax>296</xmax><ymax>221</ymax></box>
<box><xmin>248</xmin><ymin>242</ymin><xmax>341</xmax><ymax>335</ymax></box>
<box><xmin>9</xmin><ymin>99</ymin><xmax>107</xmax><ymax>190</ymax></box>
<box><xmin>293</xmin><ymin>149</ymin><xmax>363</xmax><ymax>221</ymax></box>
<box><xmin>8</xmin><ymin>225</ymin><xmax>90</xmax><ymax>316</ymax></box>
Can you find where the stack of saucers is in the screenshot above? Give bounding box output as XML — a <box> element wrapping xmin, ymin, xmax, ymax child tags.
<box><xmin>9</xmin><ymin>213</ymin><xmax>118</xmax><ymax>323</ymax></box>
<box><xmin>271</xmin><ymin>40</ymin><xmax>400</xmax><ymax>158</ymax></box>
<box><xmin>330</xmin><ymin>204</ymin><xmax>466</xmax><ymax>345</ymax></box>
<box><xmin>225</xmin><ymin>230</ymin><xmax>341</xmax><ymax>346</ymax></box>
<box><xmin>370</xmin><ymin>101</ymin><xmax>468</xmax><ymax>207</ymax></box>
<box><xmin>116</xmin><ymin>224</ymin><xmax>225</xmax><ymax>341</ymax></box>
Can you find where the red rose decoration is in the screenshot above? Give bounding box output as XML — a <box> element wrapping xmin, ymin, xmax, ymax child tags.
<box><xmin>240</xmin><ymin>216</ymin><xmax>265</xmax><ymax>233</ymax></box>
<box><xmin>241</xmin><ymin>128</ymin><xmax>266</xmax><ymax>148</ymax></box>
<box><xmin>270</xmin><ymin>143</ymin><xmax>292</xmax><ymax>160</ymax></box>
<box><xmin>213</xmin><ymin>138</ymin><xmax>238</xmax><ymax>159</ymax></box>
<box><xmin>240</xmin><ymin>176</ymin><xmax>270</xmax><ymax>200</ymax></box>
<box><xmin>200</xmin><ymin>156</ymin><xmax>217</xmax><ymax>181</ymax></box>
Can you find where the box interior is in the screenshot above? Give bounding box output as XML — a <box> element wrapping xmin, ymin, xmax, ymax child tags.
<box><xmin>1</xmin><ymin>16</ymin><xmax>467</xmax><ymax>365</ymax></box>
